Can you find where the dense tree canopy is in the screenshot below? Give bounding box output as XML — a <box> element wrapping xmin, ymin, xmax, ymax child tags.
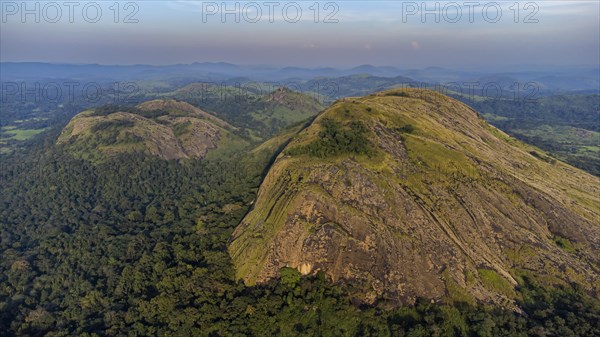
<box><xmin>0</xmin><ymin>115</ymin><xmax>598</xmax><ymax>336</ymax></box>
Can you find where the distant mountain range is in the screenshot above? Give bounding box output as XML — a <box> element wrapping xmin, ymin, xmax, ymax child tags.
<box><xmin>2</xmin><ymin>62</ymin><xmax>598</xmax><ymax>92</ymax></box>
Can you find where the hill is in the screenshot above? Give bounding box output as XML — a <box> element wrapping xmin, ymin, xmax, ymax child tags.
<box><xmin>57</xmin><ymin>99</ymin><xmax>248</xmax><ymax>160</ymax></box>
<box><xmin>229</xmin><ymin>89</ymin><xmax>600</xmax><ymax>307</ymax></box>
<box><xmin>170</xmin><ymin>85</ymin><xmax>325</xmax><ymax>138</ymax></box>
<box><xmin>302</xmin><ymin>74</ymin><xmax>416</xmax><ymax>101</ymax></box>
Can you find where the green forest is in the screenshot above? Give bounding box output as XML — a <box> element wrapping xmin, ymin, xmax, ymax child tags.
<box><xmin>1</xmin><ymin>128</ymin><xmax>599</xmax><ymax>336</ymax></box>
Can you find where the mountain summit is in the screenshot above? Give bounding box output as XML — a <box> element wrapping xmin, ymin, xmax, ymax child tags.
<box><xmin>57</xmin><ymin>99</ymin><xmax>247</xmax><ymax>160</ymax></box>
<box><xmin>229</xmin><ymin>89</ymin><xmax>599</xmax><ymax>306</ymax></box>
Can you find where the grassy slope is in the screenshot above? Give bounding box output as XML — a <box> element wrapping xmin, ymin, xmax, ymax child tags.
<box><xmin>230</xmin><ymin>89</ymin><xmax>600</xmax><ymax>306</ymax></box>
<box><xmin>452</xmin><ymin>93</ymin><xmax>600</xmax><ymax>176</ymax></box>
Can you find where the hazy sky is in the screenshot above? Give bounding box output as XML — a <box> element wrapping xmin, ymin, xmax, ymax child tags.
<box><xmin>1</xmin><ymin>1</ymin><xmax>599</xmax><ymax>68</ymax></box>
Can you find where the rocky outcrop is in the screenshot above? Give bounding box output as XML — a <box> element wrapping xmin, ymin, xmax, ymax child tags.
<box><xmin>57</xmin><ymin>99</ymin><xmax>247</xmax><ymax>160</ymax></box>
<box><xmin>229</xmin><ymin>89</ymin><xmax>600</xmax><ymax>307</ymax></box>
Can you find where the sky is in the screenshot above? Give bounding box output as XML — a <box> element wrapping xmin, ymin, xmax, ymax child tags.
<box><xmin>1</xmin><ymin>1</ymin><xmax>599</xmax><ymax>68</ymax></box>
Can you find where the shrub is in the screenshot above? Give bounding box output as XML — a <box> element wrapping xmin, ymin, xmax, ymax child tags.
<box><xmin>289</xmin><ymin>118</ymin><xmax>373</xmax><ymax>158</ymax></box>
<box><xmin>396</xmin><ymin>124</ymin><xmax>415</xmax><ymax>134</ymax></box>
<box><xmin>385</xmin><ymin>91</ymin><xmax>410</xmax><ymax>98</ymax></box>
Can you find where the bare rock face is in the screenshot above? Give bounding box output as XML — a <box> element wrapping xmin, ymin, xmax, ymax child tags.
<box><xmin>229</xmin><ymin>89</ymin><xmax>600</xmax><ymax>307</ymax></box>
<box><xmin>57</xmin><ymin>99</ymin><xmax>246</xmax><ymax>160</ymax></box>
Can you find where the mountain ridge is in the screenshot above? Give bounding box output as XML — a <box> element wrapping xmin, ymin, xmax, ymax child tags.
<box><xmin>229</xmin><ymin>89</ymin><xmax>600</xmax><ymax>307</ymax></box>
